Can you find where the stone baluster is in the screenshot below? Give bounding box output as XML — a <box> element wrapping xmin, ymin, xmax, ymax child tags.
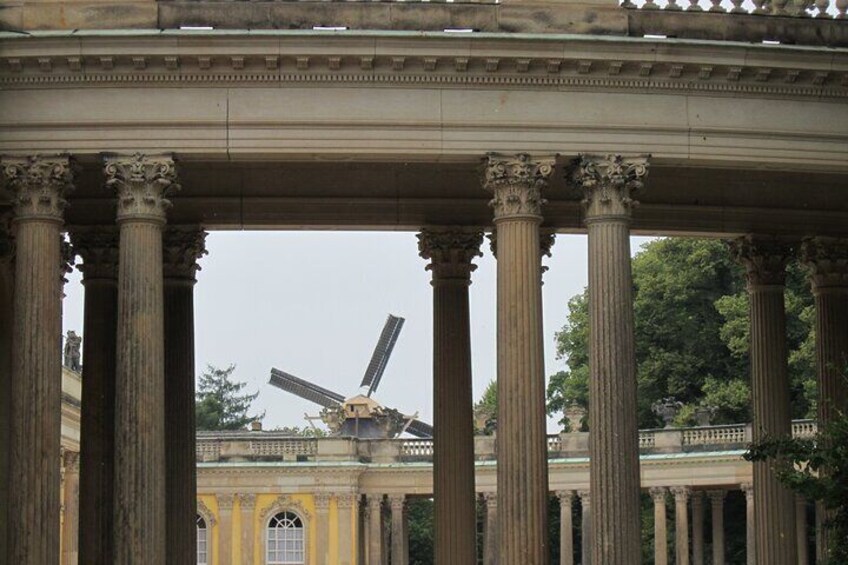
<box><xmin>570</xmin><ymin>154</ymin><xmax>649</xmax><ymax>565</ymax></box>
<box><xmin>707</xmin><ymin>490</ymin><xmax>725</xmax><ymax>565</ymax></box>
<box><xmin>107</xmin><ymin>153</ymin><xmax>179</xmax><ymax>564</ymax></box>
<box><xmin>649</xmin><ymin>487</ymin><xmax>669</xmax><ymax>565</ymax></box>
<box><xmin>389</xmin><ymin>494</ymin><xmax>407</xmax><ymax>565</ymax></box>
<box><xmin>483</xmin><ymin>153</ymin><xmax>555</xmax><ymax>565</ymax></box>
<box><xmin>578</xmin><ymin>490</ymin><xmax>592</xmax><ymax>565</ymax></box>
<box><xmin>337</xmin><ymin>494</ymin><xmax>357</xmax><ymax>565</ymax></box>
<box><xmin>367</xmin><ymin>494</ymin><xmax>383</xmax><ymax>565</ymax></box>
<box><xmin>239</xmin><ymin>494</ymin><xmax>256</xmax><ymax>565</ymax></box>
<box><xmin>557</xmin><ymin>490</ymin><xmax>575</xmax><ymax>565</ymax></box>
<box><xmin>3</xmin><ymin>154</ymin><xmax>74</xmax><ymax>565</ymax></box>
<box><xmin>483</xmin><ymin>492</ymin><xmax>498</xmax><ymax>565</ymax></box>
<box><xmin>741</xmin><ymin>483</ymin><xmax>755</xmax><ymax>565</ymax></box>
<box><xmin>672</xmin><ymin>486</ymin><xmax>691</xmax><ymax>565</ymax></box>
<box><xmin>163</xmin><ymin>226</ymin><xmax>207</xmax><ymax>565</ymax></box>
<box><xmin>71</xmin><ymin>227</ymin><xmax>119</xmax><ymax>565</ymax></box>
<box><xmin>730</xmin><ymin>236</ymin><xmax>797</xmax><ymax>565</ymax></box>
<box><xmin>418</xmin><ymin>229</ymin><xmax>482</xmax><ymax>565</ymax></box>
<box><xmin>691</xmin><ymin>491</ymin><xmax>704</xmax><ymax>565</ymax></box>
<box><xmin>61</xmin><ymin>450</ymin><xmax>80</xmax><ymax>565</ymax></box>
<box><xmin>217</xmin><ymin>494</ymin><xmax>234</xmax><ymax>565</ymax></box>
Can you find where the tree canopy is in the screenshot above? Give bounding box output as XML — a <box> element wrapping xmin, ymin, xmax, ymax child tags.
<box><xmin>195</xmin><ymin>364</ymin><xmax>265</xmax><ymax>431</ymax></box>
<box><xmin>546</xmin><ymin>238</ymin><xmax>816</xmax><ymax>429</ymax></box>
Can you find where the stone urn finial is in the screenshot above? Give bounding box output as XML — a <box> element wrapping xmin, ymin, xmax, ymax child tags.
<box><xmin>564</xmin><ymin>403</ymin><xmax>586</xmax><ymax>432</ymax></box>
<box><xmin>693</xmin><ymin>406</ymin><xmax>716</xmax><ymax>427</ymax></box>
<box><xmin>651</xmin><ymin>398</ymin><xmax>683</xmax><ymax>428</ymax></box>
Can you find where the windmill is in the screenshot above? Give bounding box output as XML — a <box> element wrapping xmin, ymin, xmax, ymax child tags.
<box><xmin>269</xmin><ymin>314</ymin><xmax>433</xmax><ymax>439</ymax></box>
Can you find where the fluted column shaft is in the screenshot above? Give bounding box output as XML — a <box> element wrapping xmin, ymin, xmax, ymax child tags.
<box><xmin>108</xmin><ymin>154</ymin><xmax>178</xmax><ymax>564</ymax></box>
<box><xmin>707</xmin><ymin>491</ymin><xmax>725</xmax><ymax>565</ymax></box>
<box><xmin>367</xmin><ymin>495</ymin><xmax>383</xmax><ymax>565</ymax></box>
<box><xmin>741</xmin><ymin>484</ymin><xmax>755</xmax><ymax>565</ymax></box>
<box><xmin>337</xmin><ymin>494</ymin><xmax>357</xmax><ymax>565</ymax></box>
<box><xmin>0</xmin><ymin>219</ymin><xmax>12</xmax><ymax>565</ymax></box>
<box><xmin>673</xmin><ymin>487</ymin><xmax>690</xmax><ymax>565</ymax></box>
<box><xmin>571</xmin><ymin>154</ymin><xmax>649</xmax><ymax>565</ymax></box>
<box><xmin>3</xmin><ymin>155</ymin><xmax>74</xmax><ymax>565</ymax></box>
<box><xmin>61</xmin><ymin>451</ymin><xmax>80</xmax><ymax>565</ymax></box>
<box><xmin>557</xmin><ymin>491</ymin><xmax>575</xmax><ymax>565</ymax></box>
<box><xmin>418</xmin><ymin>229</ymin><xmax>481</xmax><ymax>565</ymax></box>
<box><xmin>239</xmin><ymin>494</ymin><xmax>256</xmax><ymax>565</ymax></box>
<box><xmin>579</xmin><ymin>490</ymin><xmax>592</xmax><ymax>565</ymax></box>
<box><xmin>691</xmin><ymin>492</ymin><xmax>704</xmax><ymax>565</ymax></box>
<box><xmin>795</xmin><ymin>495</ymin><xmax>809</xmax><ymax>565</ymax></box>
<box><xmin>314</xmin><ymin>494</ymin><xmax>331</xmax><ymax>565</ymax></box>
<box><xmin>217</xmin><ymin>494</ymin><xmax>234</xmax><ymax>565</ymax></box>
<box><xmin>484</xmin><ymin>154</ymin><xmax>554</xmax><ymax>565</ymax></box>
<box><xmin>650</xmin><ymin>488</ymin><xmax>669</xmax><ymax>565</ymax></box>
<box><xmin>72</xmin><ymin>227</ymin><xmax>119</xmax><ymax>565</ymax></box>
<box><xmin>730</xmin><ymin>236</ymin><xmax>797</xmax><ymax>565</ymax></box>
<box><xmin>389</xmin><ymin>494</ymin><xmax>407</xmax><ymax>565</ymax></box>
<box><xmin>483</xmin><ymin>493</ymin><xmax>498</xmax><ymax>565</ymax></box>
<box><xmin>163</xmin><ymin>227</ymin><xmax>206</xmax><ymax>565</ymax></box>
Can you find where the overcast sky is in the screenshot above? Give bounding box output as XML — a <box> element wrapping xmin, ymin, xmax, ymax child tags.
<box><xmin>62</xmin><ymin>231</ymin><xmax>653</xmax><ymax>433</ymax></box>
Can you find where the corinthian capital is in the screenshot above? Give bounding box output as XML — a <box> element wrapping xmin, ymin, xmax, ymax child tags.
<box><xmin>103</xmin><ymin>153</ymin><xmax>179</xmax><ymax>224</ymax></box>
<box><xmin>71</xmin><ymin>227</ymin><xmax>119</xmax><ymax>281</ymax></box>
<box><xmin>728</xmin><ymin>235</ymin><xmax>793</xmax><ymax>288</ymax></box>
<box><xmin>568</xmin><ymin>154</ymin><xmax>649</xmax><ymax>221</ymax></box>
<box><xmin>649</xmin><ymin>487</ymin><xmax>668</xmax><ymax>503</ymax></box>
<box><xmin>2</xmin><ymin>155</ymin><xmax>75</xmax><ymax>222</ymax></box>
<box><xmin>800</xmin><ymin>237</ymin><xmax>848</xmax><ymax>292</ymax></box>
<box><xmin>417</xmin><ymin>229</ymin><xmax>483</xmax><ymax>282</ymax></box>
<box><xmin>482</xmin><ymin>153</ymin><xmax>555</xmax><ymax>220</ymax></box>
<box><xmin>163</xmin><ymin>227</ymin><xmax>208</xmax><ymax>283</ymax></box>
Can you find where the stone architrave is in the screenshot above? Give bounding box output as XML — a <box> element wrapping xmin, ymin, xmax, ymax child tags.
<box><xmin>106</xmin><ymin>153</ymin><xmax>179</xmax><ymax>565</ymax></box>
<box><xmin>217</xmin><ymin>494</ymin><xmax>235</xmax><ymax>564</ymax></box>
<box><xmin>388</xmin><ymin>494</ymin><xmax>407</xmax><ymax>565</ymax></box>
<box><xmin>570</xmin><ymin>154</ymin><xmax>649</xmax><ymax>565</ymax></box>
<box><xmin>649</xmin><ymin>487</ymin><xmax>669</xmax><ymax>565</ymax></box>
<box><xmin>3</xmin><ymin>154</ymin><xmax>74</xmax><ymax>565</ymax></box>
<box><xmin>741</xmin><ymin>484</ymin><xmax>755</xmax><ymax>565</ymax></box>
<box><xmin>314</xmin><ymin>493</ymin><xmax>331</xmax><ymax>565</ymax></box>
<box><xmin>239</xmin><ymin>493</ymin><xmax>257</xmax><ymax>565</ymax></box>
<box><xmin>71</xmin><ymin>227</ymin><xmax>119</xmax><ymax>565</ymax></box>
<box><xmin>729</xmin><ymin>236</ymin><xmax>797</xmax><ymax>565</ymax></box>
<box><xmin>691</xmin><ymin>491</ymin><xmax>704</xmax><ymax>565</ymax></box>
<box><xmin>483</xmin><ymin>153</ymin><xmax>555</xmax><ymax>565</ymax></box>
<box><xmin>61</xmin><ymin>450</ymin><xmax>80</xmax><ymax>565</ymax></box>
<box><xmin>417</xmin><ymin>228</ymin><xmax>482</xmax><ymax>565</ymax></box>
<box><xmin>672</xmin><ymin>487</ymin><xmax>691</xmax><ymax>565</ymax></box>
<box><xmin>707</xmin><ymin>490</ymin><xmax>726</xmax><ymax>565</ymax></box>
<box><xmin>578</xmin><ymin>490</ymin><xmax>592</xmax><ymax>565</ymax></box>
<box><xmin>556</xmin><ymin>490</ymin><xmax>575</xmax><ymax>565</ymax></box>
<box><xmin>163</xmin><ymin>226</ymin><xmax>207</xmax><ymax>565</ymax></box>
<box><xmin>367</xmin><ymin>494</ymin><xmax>383</xmax><ymax>565</ymax></box>
<box><xmin>337</xmin><ymin>494</ymin><xmax>357</xmax><ymax>565</ymax></box>
<box><xmin>483</xmin><ymin>493</ymin><xmax>498</xmax><ymax>565</ymax></box>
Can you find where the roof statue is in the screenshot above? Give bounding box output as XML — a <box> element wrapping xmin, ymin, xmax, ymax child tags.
<box><xmin>63</xmin><ymin>331</ymin><xmax>81</xmax><ymax>373</ymax></box>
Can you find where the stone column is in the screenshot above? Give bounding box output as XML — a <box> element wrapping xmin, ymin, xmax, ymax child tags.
<box><xmin>795</xmin><ymin>495</ymin><xmax>808</xmax><ymax>565</ymax></box>
<box><xmin>367</xmin><ymin>494</ymin><xmax>383</xmax><ymax>565</ymax></box>
<box><xmin>672</xmin><ymin>487</ymin><xmax>690</xmax><ymax>565</ymax></box>
<box><xmin>815</xmin><ymin>502</ymin><xmax>825</xmax><ymax>563</ymax></box>
<box><xmin>314</xmin><ymin>493</ymin><xmax>331</xmax><ymax>565</ymax></box>
<box><xmin>71</xmin><ymin>227</ymin><xmax>119</xmax><ymax>565</ymax></box>
<box><xmin>417</xmin><ymin>229</ymin><xmax>482</xmax><ymax>565</ymax></box>
<box><xmin>483</xmin><ymin>493</ymin><xmax>498</xmax><ymax>565</ymax></box>
<box><xmin>650</xmin><ymin>488</ymin><xmax>669</xmax><ymax>565</ymax></box>
<box><xmin>61</xmin><ymin>450</ymin><xmax>80</xmax><ymax>565</ymax></box>
<box><xmin>389</xmin><ymin>494</ymin><xmax>407</xmax><ymax>565</ymax></box>
<box><xmin>239</xmin><ymin>494</ymin><xmax>256</xmax><ymax>565</ymax></box>
<box><xmin>579</xmin><ymin>490</ymin><xmax>592</xmax><ymax>565</ymax></box>
<box><xmin>106</xmin><ymin>153</ymin><xmax>179</xmax><ymax>565</ymax></box>
<box><xmin>0</xmin><ymin>215</ymin><xmax>12</xmax><ymax>565</ymax></box>
<box><xmin>217</xmin><ymin>494</ymin><xmax>234</xmax><ymax>565</ymax></box>
<box><xmin>691</xmin><ymin>492</ymin><xmax>704</xmax><ymax>565</ymax></box>
<box><xmin>741</xmin><ymin>484</ymin><xmax>755</xmax><ymax>565</ymax></box>
<box><xmin>730</xmin><ymin>236</ymin><xmax>797</xmax><ymax>565</ymax></box>
<box><xmin>3</xmin><ymin>154</ymin><xmax>74</xmax><ymax>565</ymax></box>
<box><xmin>557</xmin><ymin>490</ymin><xmax>575</xmax><ymax>565</ymax></box>
<box><xmin>483</xmin><ymin>153</ymin><xmax>555</xmax><ymax>565</ymax></box>
<box><xmin>163</xmin><ymin>227</ymin><xmax>206</xmax><ymax>565</ymax></box>
<box><xmin>337</xmin><ymin>494</ymin><xmax>357</xmax><ymax>565</ymax></box>
<box><xmin>707</xmin><ymin>491</ymin><xmax>725</xmax><ymax>565</ymax></box>
<box><xmin>570</xmin><ymin>154</ymin><xmax>649</xmax><ymax>565</ymax></box>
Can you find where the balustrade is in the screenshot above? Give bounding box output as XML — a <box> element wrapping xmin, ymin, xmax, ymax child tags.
<box><xmin>622</xmin><ymin>0</ymin><xmax>844</xmax><ymax>18</ymax></box>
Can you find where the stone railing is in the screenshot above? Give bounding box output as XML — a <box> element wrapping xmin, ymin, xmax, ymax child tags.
<box><xmin>401</xmin><ymin>439</ymin><xmax>434</xmax><ymax>458</ymax></box>
<box><xmin>622</xmin><ymin>0</ymin><xmax>844</xmax><ymax>18</ymax></box>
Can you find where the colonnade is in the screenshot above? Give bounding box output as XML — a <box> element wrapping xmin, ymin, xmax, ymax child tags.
<box><xmin>1</xmin><ymin>151</ymin><xmax>846</xmax><ymax>564</ymax></box>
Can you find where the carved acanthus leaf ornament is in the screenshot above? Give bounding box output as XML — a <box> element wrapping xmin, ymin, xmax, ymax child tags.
<box><xmin>417</xmin><ymin>229</ymin><xmax>483</xmax><ymax>282</ymax></box>
<box><xmin>163</xmin><ymin>227</ymin><xmax>208</xmax><ymax>282</ymax></box>
<box><xmin>728</xmin><ymin>235</ymin><xmax>793</xmax><ymax>288</ymax></box>
<box><xmin>71</xmin><ymin>227</ymin><xmax>120</xmax><ymax>281</ymax></box>
<box><xmin>569</xmin><ymin>154</ymin><xmax>649</xmax><ymax>220</ymax></box>
<box><xmin>2</xmin><ymin>155</ymin><xmax>75</xmax><ymax>222</ymax></box>
<box><xmin>482</xmin><ymin>153</ymin><xmax>555</xmax><ymax>220</ymax></box>
<box><xmin>800</xmin><ymin>236</ymin><xmax>848</xmax><ymax>291</ymax></box>
<box><xmin>103</xmin><ymin>153</ymin><xmax>179</xmax><ymax>223</ymax></box>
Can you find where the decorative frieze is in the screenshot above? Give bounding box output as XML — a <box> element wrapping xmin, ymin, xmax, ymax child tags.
<box><xmin>483</xmin><ymin>153</ymin><xmax>555</xmax><ymax>220</ymax></box>
<box><xmin>728</xmin><ymin>235</ymin><xmax>793</xmax><ymax>287</ymax></box>
<box><xmin>417</xmin><ymin>229</ymin><xmax>483</xmax><ymax>282</ymax></box>
<box><xmin>103</xmin><ymin>153</ymin><xmax>179</xmax><ymax>224</ymax></box>
<box><xmin>2</xmin><ymin>155</ymin><xmax>75</xmax><ymax>222</ymax></box>
<box><xmin>568</xmin><ymin>153</ymin><xmax>649</xmax><ymax>221</ymax></box>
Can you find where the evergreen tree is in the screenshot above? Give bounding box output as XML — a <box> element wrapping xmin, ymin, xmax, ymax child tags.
<box><xmin>195</xmin><ymin>364</ymin><xmax>264</xmax><ymax>431</ymax></box>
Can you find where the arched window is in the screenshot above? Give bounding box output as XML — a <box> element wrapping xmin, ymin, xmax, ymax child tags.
<box><xmin>266</xmin><ymin>511</ymin><xmax>305</xmax><ymax>565</ymax></box>
<box><xmin>196</xmin><ymin>514</ymin><xmax>208</xmax><ymax>565</ymax></box>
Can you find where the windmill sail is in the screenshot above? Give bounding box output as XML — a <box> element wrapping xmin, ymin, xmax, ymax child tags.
<box><xmin>404</xmin><ymin>418</ymin><xmax>434</xmax><ymax>439</ymax></box>
<box><xmin>269</xmin><ymin>368</ymin><xmax>346</xmax><ymax>409</ymax></box>
<box><xmin>359</xmin><ymin>314</ymin><xmax>405</xmax><ymax>397</ymax></box>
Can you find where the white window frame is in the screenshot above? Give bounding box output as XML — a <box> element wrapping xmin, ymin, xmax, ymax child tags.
<box><xmin>261</xmin><ymin>495</ymin><xmax>312</xmax><ymax>565</ymax></box>
<box><xmin>196</xmin><ymin>499</ymin><xmax>216</xmax><ymax>565</ymax></box>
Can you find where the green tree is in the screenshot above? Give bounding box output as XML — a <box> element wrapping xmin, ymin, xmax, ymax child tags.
<box><xmin>195</xmin><ymin>364</ymin><xmax>264</xmax><ymax>431</ymax></box>
<box><xmin>407</xmin><ymin>498</ymin><xmax>434</xmax><ymax>565</ymax></box>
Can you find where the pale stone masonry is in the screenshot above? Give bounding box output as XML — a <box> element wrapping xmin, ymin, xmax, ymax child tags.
<box><xmin>650</xmin><ymin>487</ymin><xmax>669</xmax><ymax>565</ymax></box>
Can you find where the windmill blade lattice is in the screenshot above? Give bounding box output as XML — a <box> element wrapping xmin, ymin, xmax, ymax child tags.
<box><xmin>269</xmin><ymin>368</ymin><xmax>346</xmax><ymax>409</ymax></box>
<box><xmin>359</xmin><ymin>314</ymin><xmax>405</xmax><ymax>397</ymax></box>
<box><xmin>404</xmin><ymin>418</ymin><xmax>434</xmax><ymax>439</ymax></box>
